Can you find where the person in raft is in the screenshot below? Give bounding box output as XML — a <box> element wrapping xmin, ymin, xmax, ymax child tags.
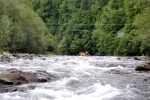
<box><xmin>78</xmin><ymin>51</ymin><xmax>90</xmax><ymax>56</ymax></box>
<box><xmin>85</xmin><ymin>51</ymin><xmax>90</xmax><ymax>56</ymax></box>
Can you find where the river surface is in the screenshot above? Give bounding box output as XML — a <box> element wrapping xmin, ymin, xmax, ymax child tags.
<box><xmin>0</xmin><ymin>56</ymin><xmax>149</xmax><ymax>100</ymax></box>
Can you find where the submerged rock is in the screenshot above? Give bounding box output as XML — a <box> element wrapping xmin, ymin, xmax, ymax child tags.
<box><xmin>0</xmin><ymin>68</ymin><xmax>57</xmax><ymax>93</ymax></box>
<box><xmin>117</xmin><ymin>58</ymin><xmax>121</xmax><ymax>60</ymax></box>
<box><xmin>110</xmin><ymin>69</ymin><xmax>131</xmax><ymax>75</ymax></box>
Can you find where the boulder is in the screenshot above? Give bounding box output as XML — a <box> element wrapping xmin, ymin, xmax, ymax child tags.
<box><xmin>0</xmin><ymin>68</ymin><xmax>57</xmax><ymax>93</ymax></box>
<box><xmin>0</xmin><ymin>69</ymin><xmax>28</xmax><ymax>85</ymax></box>
<box><xmin>1</xmin><ymin>68</ymin><xmax>56</xmax><ymax>83</ymax></box>
<box><xmin>20</xmin><ymin>70</ymin><xmax>56</xmax><ymax>82</ymax></box>
<box><xmin>135</xmin><ymin>63</ymin><xmax>150</xmax><ymax>71</ymax></box>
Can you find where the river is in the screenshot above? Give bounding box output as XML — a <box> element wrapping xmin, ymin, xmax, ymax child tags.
<box><xmin>0</xmin><ymin>56</ymin><xmax>149</xmax><ymax>100</ymax></box>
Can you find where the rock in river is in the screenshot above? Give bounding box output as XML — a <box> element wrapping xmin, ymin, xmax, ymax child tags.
<box><xmin>135</xmin><ymin>62</ymin><xmax>150</xmax><ymax>72</ymax></box>
<box><xmin>0</xmin><ymin>68</ymin><xmax>57</xmax><ymax>93</ymax></box>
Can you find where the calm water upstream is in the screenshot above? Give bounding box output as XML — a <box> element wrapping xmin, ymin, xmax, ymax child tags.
<box><xmin>0</xmin><ymin>56</ymin><xmax>149</xmax><ymax>100</ymax></box>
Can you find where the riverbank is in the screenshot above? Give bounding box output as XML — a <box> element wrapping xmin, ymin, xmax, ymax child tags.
<box><xmin>0</xmin><ymin>52</ymin><xmax>150</xmax><ymax>60</ymax></box>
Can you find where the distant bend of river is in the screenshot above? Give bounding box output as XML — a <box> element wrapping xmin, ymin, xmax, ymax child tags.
<box><xmin>0</xmin><ymin>56</ymin><xmax>149</xmax><ymax>100</ymax></box>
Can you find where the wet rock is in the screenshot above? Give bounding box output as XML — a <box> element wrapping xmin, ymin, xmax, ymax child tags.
<box><xmin>138</xmin><ymin>56</ymin><xmax>150</xmax><ymax>61</ymax></box>
<box><xmin>36</xmin><ymin>70</ymin><xmax>55</xmax><ymax>81</ymax></box>
<box><xmin>0</xmin><ymin>86</ymin><xmax>28</xmax><ymax>93</ymax></box>
<box><xmin>38</xmin><ymin>78</ymin><xmax>47</xmax><ymax>82</ymax></box>
<box><xmin>143</xmin><ymin>79</ymin><xmax>148</xmax><ymax>81</ymax></box>
<box><xmin>7</xmin><ymin>87</ymin><xmax>18</xmax><ymax>92</ymax></box>
<box><xmin>147</xmin><ymin>62</ymin><xmax>150</xmax><ymax>65</ymax></box>
<box><xmin>0</xmin><ymin>52</ymin><xmax>14</xmax><ymax>62</ymax></box>
<box><xmin>3</xmin><ymin>69</ymin><xmax>55</xmax><ymax>83</ymax></box>
<box><xmin>134</xmin><ymin>57</ymin><xmax>141</xmax><ymax>60</ymax></box>
<box><xmin>0</xmin><ymin>70</ymin><xmax>28</xmax><ymax>85</ymax></box>
<box><xmin>20</xmin><ymin>70</ymin><xmax>55</xmax><ymax>82</ymax></box>
<box><xmin>17</xmin><ymin>87</ymin><xmax>28</xmax><ymax>92</ymax></box>
<box><xmin>6</xmin><ymin>68</ymin><xmax>22</xmax><ymax>74</ymax></box>
<box><xmin>41</xmin><ymin>58</ymin><xmax>46</xmax><ymax>60</ymax></box>
<box><xmin>143</xmin><ymin>77</ymin><xmax>150</xmax><ymax>83</ymax></box>
<box><xmin>135</xmin><ymin>63</ymin><xmax>150</xmax><ymax>71</ymax></box>
<box><xmin>27</xmin><ymin>85</ymin><xmax>36</xmax><ymax>90</ymax></box>
<box><xmin>22</xmin><ymin>54</ymin><xmax>33</xmax><ymax>60</ymax></box>
<box><xmin>12</xmin><ymin>53</ymin><xmax>21</xmax><ymax>58</ymax></box>
<box><xmin>0</xmin><ymin>87</ymin><xmax>8</xmax><ymax>93</ymax></box>
<box><xmin>110</xmin><ymin>69</ymin><xmax>131</xmax><ymax>75</ymax></box>
<box><xmin>12</xmin><ymin>53</ymin><xmax>33</xmax><ymax>60</ymax></box>
<box><xmin>117</xmin><ymin>58</ymin><xmax>121</xmax><ymax>60</ymax></box>
<box><xmin>38</xmin><ymin>54</ymin><xmax>43</xmax><ymax>57</ymax></box>
<box><xmin>0</xmin><ymin>78</ymin><xmax>14</xmax><ymax>85</ymax></box>
<box><xmin>25</xmin><ymin>56</ymin><xmax>33</xmax><ymax>60</ymax></box>
<box><xmin>110</xmin><ymin>69</ymin><xmax>121</xmax><ymax>74</ymax></box>
<box><xmin>0</xmin><ymin>68</ymin><xmax>57</xmax><ymax>93</ymax></box>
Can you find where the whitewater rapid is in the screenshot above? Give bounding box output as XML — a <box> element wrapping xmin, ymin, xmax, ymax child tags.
<box><xmin>0</xmin><ymin>56</ymin><xmax>149</xmax><ymax>100</ymax></box>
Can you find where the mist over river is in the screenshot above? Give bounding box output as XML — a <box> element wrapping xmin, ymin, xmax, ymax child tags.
<box><xmin>0</xmin><ymin>56</ymin><xmax>149</xmax><ymax>100</ymax></box>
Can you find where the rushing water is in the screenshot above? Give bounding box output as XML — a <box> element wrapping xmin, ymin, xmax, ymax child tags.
<box><xmin>0</xmin><ymin>56</ymin><xmax>149</xmax><ymax>100</ymax></box>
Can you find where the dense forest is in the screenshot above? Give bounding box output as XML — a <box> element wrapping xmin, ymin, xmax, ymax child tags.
<box><xmin>0</xmin><ymin>0</ymin><xmax>150</xmax><ymax>56</ymax></box>
<box><xmin>0</xmin><ymin>0</ymin><xmax>54</xmax><ymax>54</ymax></box>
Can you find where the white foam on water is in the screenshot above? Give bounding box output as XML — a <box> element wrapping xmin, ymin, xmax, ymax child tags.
<box><xmin>30</xmin><ymin>88</ymin><xmax>73</xmax><ymax>100</ymax></box>
<box><xmin>64</xmin><ymin>77</ymin><xmax>79</xmax><ymax>85</ymax></box>
<box><xmin>0</xmin><ymin>92</ymin><xmax>26</xmax><ymax>100</ymax></box>
<box><xmin>0</xmin><ymin>64</ymin><xmax>6</xmax><ymax>68</ymax></box>
<box><xmin>71</xmin><ymin>83</ymin><xmax>121</xmax><ymax>100</ymax></box>
<box><xmin>0</xmin><ymin>56</ymin><xmax>143</xmax><ymax>100</ymax></box>
<box><xmin>28</xmin><ymin>83</ymin><xmax>121</xmax><ymax>100</ymax></box>
<box><xmin>54</xmin><ymin>77</ymin><xmax>79</xmax><ymax>86</ymax></box>
<box><xmin>95</xmin><ymin>65</ymin><xmax>125</xmax><ymax>72</ymax></box>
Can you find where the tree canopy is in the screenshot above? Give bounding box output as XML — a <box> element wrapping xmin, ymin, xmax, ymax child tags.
<box><xmin>1</xmin><ymin>0</ymin><xmax>150</xmax><ymax>56</ymax></box>
<box><xmin>0</xmin><ymin>0</ymin><xmax>53</xmax><ymax>54</ymax></box>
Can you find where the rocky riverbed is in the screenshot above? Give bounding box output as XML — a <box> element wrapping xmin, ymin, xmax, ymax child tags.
<box><xmin>0</xmin><ymin>52</ymin><xmax>149</xmax><ymax>100</ymax></box>
<box><xmin>0</xmin><ymin>53</ymin><xmax>58</xmax><ymax>93</ymax></box>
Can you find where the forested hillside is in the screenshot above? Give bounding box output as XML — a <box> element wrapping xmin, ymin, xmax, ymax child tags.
<box><xmin>30</xmin><ymin>0</ymin><xmax>150</xmax><ymax>56</ymax></box>
<box><xmin>0</xmin><ymin>0</ymin><xmax>54</xmax><ymax>54</ymax></box>
<box><xmin>0</xmin><ymin>0</ymin><xmax>150</xmax><ymax>56</ymax></box>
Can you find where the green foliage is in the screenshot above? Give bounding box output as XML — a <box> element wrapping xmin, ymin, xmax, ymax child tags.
<box><xmin>0</xmin><ymin>0</ymin><xmax>53</xmax><ymax>54</ymax></box>
<box><xmin>0</xmin><ymin>48</ymin><xmax>4</xmax><ymax>53</ymax></box>
<box><xmin>92</xmin><ymin>0</ymin><xmax>125</xmax><ymax>55</ymax></box>
<box><xmin>29</xmin><ymin>0</ymin><xmax>150</xmax><ymax>56</ymax></box>
<box><xmin>123</xmin><ymin>0</ymin><xmax>136</xmax><ymax>33</ymax></box>
<box><xmin>132</xmin><ymin>7</ymin><xmax>150</xmax><ymax>56</ymax></box>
